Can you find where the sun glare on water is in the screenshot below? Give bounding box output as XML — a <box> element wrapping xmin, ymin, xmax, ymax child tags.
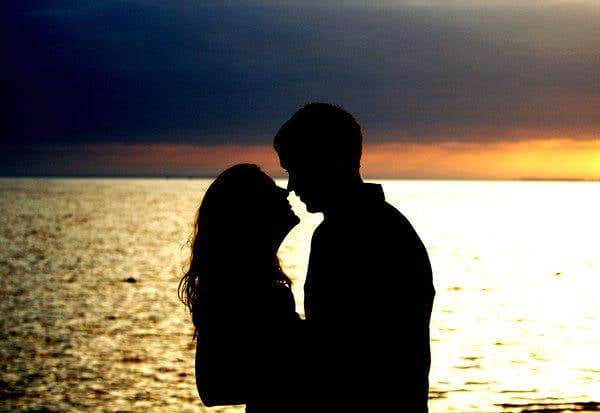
<box><xmin>0</xmin><ymin>178</ymin><xmax>598</xmax><ymax>412</ymax></box>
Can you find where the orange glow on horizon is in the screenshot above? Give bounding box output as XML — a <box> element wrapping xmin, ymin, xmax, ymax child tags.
<box><xmin>39</xmin><ymin>139</ymin><xmax>600</xmax><ymax>180</ymax></box>
<box><xmin>363</xmin><ymin>139</ymin><xmax>600</xmax><ymax>180</ymax></box>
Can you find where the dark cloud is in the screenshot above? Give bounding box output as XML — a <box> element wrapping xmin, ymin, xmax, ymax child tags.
<box><xmin>3</xmin><ymin>0</ymin><xmax>599</xmax><ymax>149</ymax></box>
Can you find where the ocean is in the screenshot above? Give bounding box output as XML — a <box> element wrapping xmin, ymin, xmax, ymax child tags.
<box><xmin>1</xmin><ymin>178</ymin><xmax>598</xmax><ymax>412</ymax></box>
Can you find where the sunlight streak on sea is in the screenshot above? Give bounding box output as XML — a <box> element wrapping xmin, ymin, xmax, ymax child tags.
<box><xmin>1</xmin><ymin>178</ymin><xmax>599</xmax><ymax>412</ymax></box>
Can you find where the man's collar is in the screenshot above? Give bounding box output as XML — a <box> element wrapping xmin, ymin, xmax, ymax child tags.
<box><xmin>360</xmin><ymin>183</ymin><xmax>385</xmax><ymax>202</ymax></box>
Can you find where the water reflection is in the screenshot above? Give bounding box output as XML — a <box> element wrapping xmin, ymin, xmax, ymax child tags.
<box><xmin>0</xmin><ymin>178</ymin><xmax>598</xmax><ymax>412</ymax></box>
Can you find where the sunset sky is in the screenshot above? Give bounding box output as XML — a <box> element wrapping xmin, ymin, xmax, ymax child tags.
<box><xmin>3</xmin><ymin>1</ymin><xmax>599</xmax><ymax>179</ymax></box>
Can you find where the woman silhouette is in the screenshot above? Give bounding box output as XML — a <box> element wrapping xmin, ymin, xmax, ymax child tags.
<box><xmin>178</xmin><ymin>164</ymin><xmax>302</xmax><ymax>412</ymax></box>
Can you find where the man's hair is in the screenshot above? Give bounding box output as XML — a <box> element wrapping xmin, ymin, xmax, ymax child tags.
<box><xmin>273</xmin><ymin>102</ymin><xmax>362</xmax><ymax>170</ymax></box>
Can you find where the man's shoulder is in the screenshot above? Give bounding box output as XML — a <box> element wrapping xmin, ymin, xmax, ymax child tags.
<box><xmin>366</xmin><ymin>199</ymin><xmax>414</xmax><ymax>234</ymax></box>
<box><xmin>379</xmin><ymin>199</ymin><xmax>407</xmax><ymax>220</ymax></box>
<box><xmin>314</xmin><ymin>202</ymin><xmax>416</xmax><ymax>249</ymax></box>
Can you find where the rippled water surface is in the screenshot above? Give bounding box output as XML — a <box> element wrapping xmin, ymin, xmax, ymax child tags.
<box><xmin>1</xmin><ymin>178</ymin><xmax>599</xmax><ymax>412</ymax></box>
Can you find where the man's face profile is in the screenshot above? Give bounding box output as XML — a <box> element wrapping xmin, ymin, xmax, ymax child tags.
<box><xmin>284</xmin><ymin>161</ymin><xmax>330</xmax><ymax>213</ymax></box>
<box><xmin>275</xmin><ymin>103</ymin><xmax>363</xmax><ymax>213</ymax></box>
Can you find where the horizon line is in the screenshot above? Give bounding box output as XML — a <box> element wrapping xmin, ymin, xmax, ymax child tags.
<box><xmin>1</xmin><ymin>174</ymin><xmax>598</xmax><ymax>182</ymax></box>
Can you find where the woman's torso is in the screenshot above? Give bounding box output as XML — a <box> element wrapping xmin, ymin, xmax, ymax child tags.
<box><xmin>196</xmin><ymin>274</ymin><xmax>300</xmax><ymax>411</ymax></box>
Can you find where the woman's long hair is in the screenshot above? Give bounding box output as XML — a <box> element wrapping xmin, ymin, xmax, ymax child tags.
<box><xmin>178</xmin><ymin>164</ymin><xmax>291</xmax><ymax>340</ymax></box>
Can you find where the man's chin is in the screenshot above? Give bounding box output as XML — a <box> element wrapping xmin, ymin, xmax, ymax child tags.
<box><xmin>304</xmin><ymin>202</ymin><xmax>323</xmax><ymax>213</ymax></box>
<box><xmin>298</xmin><ymin>195</ymin><xmax>324</xmax><ymax>213</ymax></box>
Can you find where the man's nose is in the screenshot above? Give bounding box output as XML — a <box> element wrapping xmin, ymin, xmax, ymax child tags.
<box><xmin>286</xmin><ymin>174</ymin><xmax>295</xmax><ymax>193</ymax></box>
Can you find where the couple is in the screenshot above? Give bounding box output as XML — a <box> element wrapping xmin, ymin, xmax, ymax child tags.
<box><xmin>178</xmin><ymin>103</ymin><xmax>435</xmax><ymax>412</ymax></box>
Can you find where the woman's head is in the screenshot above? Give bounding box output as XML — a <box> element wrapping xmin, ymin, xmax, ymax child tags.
<box><xmin>178</xmin><ymin>164</ymin><xmax>299</xmax><ymax>335</ymax></box>
<box><xmin>195</xmin><ymin>163</ymin><xmax>298</xmax><ymax>252</ymax></box>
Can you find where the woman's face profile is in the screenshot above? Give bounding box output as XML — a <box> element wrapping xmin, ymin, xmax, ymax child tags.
<box><xmin>256</xmin><ymin>178</ymin><xmax>299</xmax><ymax>242</ymax></box>
<box><xmin>207</xmin><ymin>165</ymin><xmax>299</xmax><ymax>249</ymax></box>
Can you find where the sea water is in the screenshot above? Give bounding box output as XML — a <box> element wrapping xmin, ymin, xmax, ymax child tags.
<box><xmin>1</xmin><ymin>178</ymin><xmax>598</xmax><ymax>412</ymax></box>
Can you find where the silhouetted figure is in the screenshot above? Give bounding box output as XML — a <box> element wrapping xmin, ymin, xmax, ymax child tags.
<box><xmin>178</xmin><ymin>164</ymin><xmax>303</xmax><ymax>412</ymax></box>
<box><xmin>274</xmin><ymin>103</ymin><xmax>435</xmax><ymax>411</ymax></box>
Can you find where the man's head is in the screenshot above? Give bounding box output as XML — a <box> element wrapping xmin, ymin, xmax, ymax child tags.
<box><xmin>273</xmin><ymin>102</ymin><xmax>363</xmax><ymax>212</ymax></box>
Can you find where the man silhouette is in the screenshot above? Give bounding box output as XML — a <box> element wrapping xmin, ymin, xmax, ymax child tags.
<box><xmin>274</xmin><ymin>103</ymin><xmax>435</xmax><ymax>412</ymax></box>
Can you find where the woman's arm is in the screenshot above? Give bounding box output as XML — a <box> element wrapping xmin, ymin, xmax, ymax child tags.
<box><xmin>194</xmin><ymin>324</ymin><xmax>248</xmax><ymax>407</ymax></box>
